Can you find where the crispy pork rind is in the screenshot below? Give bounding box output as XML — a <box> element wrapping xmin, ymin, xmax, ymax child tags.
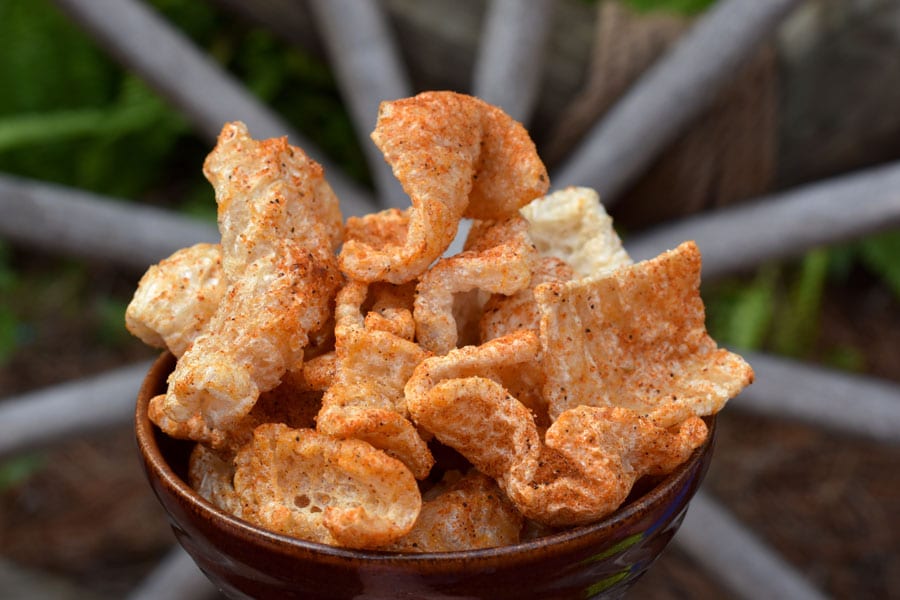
<box><xmin>149</xmin><ymin>123</ymin><xmax>343</xmax><ymax>447</ymax></box>
<box><xmin>339</xmin><ymin>91</ymin><xmax>548</xmax><ymax>284</ymax></box>
<box><xmin>535</xmin><ymin>241</ymin><xmax>754</xmax><ymax>424</ymax></box>
<box><xmin>317</xmin><ymin>281</ymin><xmax>434</xmax><ymax>479</ymax></box>
<box><xmin>188</xmin><ymin>443</ymin><xmax>242</xmax><ymax>517</ymax></box>
<box><xmin>386</xmin><ymin>470</ymin><xmax>522</xmax><ymax>552</ymax></box>
<box><xmin>414</xmin><ymin>216</ymin><xmax>537</xmax><ymax>354</ymax></box>
<box><xmin>521</xmin><ymin>187</ymin><xmax>631</xmax><ymax>279</ymax></box>
<box><xmin>204</xmin><ymin>121</ymin><xmax>343</xmax><ymax>270</ymax></box>
<box><xmin>504</xmin><ymin>406</ymin><xmax>708</xmax><ymax>527</ymax></box>
<box><xmin>406</xmin><ymin>331</ymin><xmax>541</xmax><ymax>487</ymax></box>
<box><xmin>125</xmin><ymin>243</ymin><xmax>225</xmax><ymax>357</ymax></box>
<box><xmin>233</xmin><ymin>424</ymin><xmax>421</xmax><ymax>549</ymax></box>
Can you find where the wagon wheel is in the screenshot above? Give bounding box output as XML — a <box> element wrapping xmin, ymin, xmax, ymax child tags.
<box><xmin>1</xmin><ymin>0</ymin><xmax>898</xmax><ymax>598</ymax></box>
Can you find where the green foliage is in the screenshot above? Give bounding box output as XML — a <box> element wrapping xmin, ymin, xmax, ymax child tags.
<box><xmin>705</xmin><ymin>265</ymin><xmax>778</xmax><ymax>351</ymax></box>
<box><xmin>622</xmin><ymin>0</ymin><xmax>717</xmax><ymax>15</ymax></box>
<box><xmin>0</xmin><ymin>454</ymin><xmax>46</xmax><ymax>493</ymax></box>
<box><xmin>582</xmin><ymin>0</ymin><xmax>718</xmax><ymax>16</ymax></box>
<box><xmin>857</xmin><ymin>231</ymin><xmax>900</xmax><ymax>299</ymax></box>
<box><xmin>0</xmin><ymin>243</ymin><xmax>20</xmax><ymax>364</ymax></box>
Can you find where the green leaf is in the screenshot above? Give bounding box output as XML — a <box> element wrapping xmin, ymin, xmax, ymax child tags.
<box><xmin>773</xmin><ymin>249</ymin><xmax>829</xmax><ymax>358</ymax></box>
<box><xmin>621</xmin><ymin>0</ymin><xmax>717</xmax><ymax>16</ymax></box>
<box><xmin>858</xmin><ymin>230</ymin><xmax>900</xmax><ymax>300</ymax></box>
<box><xmin>0</xmin><ymin>454</ymin><xmax>45</xmax><ymax>492</ymax></box>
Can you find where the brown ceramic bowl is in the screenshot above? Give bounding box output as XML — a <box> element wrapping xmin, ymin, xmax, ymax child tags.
<box><xmin>136</xmin><ymin>352</ymin><xmax>716</xmax><ymax>600</ymax></box>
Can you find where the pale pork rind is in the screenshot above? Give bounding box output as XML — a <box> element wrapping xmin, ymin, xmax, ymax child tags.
<box><xmin>125</xmin><ymin>243</ymin><xmax>225</xmax><ymax>357</ymax></box>
<box><xmin>521</xmin><ymin>186</ymin><xmax>631</xmax><ymax>279</ymax></box>
<box><xmin>535</xmin><ymin>240</ymin><xmax>754</xmax><ymax>425</ymax></box>
<box><xmin>127</xmin><ymin>93</ymin><xmax>754</xmax><ymax>552</ymax></box>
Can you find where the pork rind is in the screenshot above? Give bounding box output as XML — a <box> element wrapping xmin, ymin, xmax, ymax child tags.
<box><xmin>504</xmin><ymin>406</ymin><xmax>708</xmax><ymax>527</ymax></box>
<box><xmin>233</xmin><ymin>424</ymin><xmax>421</xmax><ymax>549</ymax></box>
<box><xmin>125</xmin><ymin>243</ymin><xmax>225</xmax><ymax>357</ymax></box>
<box><xmin>414</xmin><ymin>216</ymin><xmax>537</xmax><ymax>354</ymax></box>
<box><xmin>386</xmin><ymin>470</ymin><xmax>522</xmax><ymax>552</ymax></box>
<box><xmin>188</xmin><ymin>443</ymin><xmax>242</xmax><ymax>517</ymax></box>
<box><xmin>204</xmin><ymin>121</ymin><xmax>343</xmax><ymax>271</ymax></box>
<box><xmin>406</xmin><ymin>331</ymin><xmax>541</xmax><ymax>487</ymax></box>
<box><xmin>317</xmin><ymin>281</ymin><xmax>433</xmax><ymax>479</ymax></box>
<box><xmin>339</xmin><ymin>91</ymin><xmax>548</xmax><ymax>284</ymax></box>
<box><xmin>521</xmin><ymin>187</ymin><xmax>631</xmax><ymax>279</ymax></box>
<box><xmin>535</xmin><ymin>241</ymin><xmax>754</xmax><ymax>424</ymax></box>
<box><xmin>149</xmin><ymin>123</ymin><xmax>343</xmax><ymax>447</ymax></box>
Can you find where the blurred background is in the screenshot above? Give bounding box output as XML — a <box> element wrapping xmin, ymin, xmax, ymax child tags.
<box><xmin>0</xmin><ymin>0</ymin><xmax>898</xmax><ymax>598</ymax></box>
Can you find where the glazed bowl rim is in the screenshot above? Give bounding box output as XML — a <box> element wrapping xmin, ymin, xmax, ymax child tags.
<box><xmin>136</xmin><ymin>351</ymin><xmax>715</xmax><ymax>564</ymax></box>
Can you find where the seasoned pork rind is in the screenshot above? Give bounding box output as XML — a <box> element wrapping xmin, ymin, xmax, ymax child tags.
<box><xmin>521</xmin><ymin>187</ymin><xmax>631</xmax><ymax>279</ymax></box>
<box><xmin>387</xmin><ymin>470</ymin><xmax>522</xmax><ymax>552</ymax></box>
<box><xmin>317</xmin><ymin>281</ymin><xmax>433</xmax><ymax>479</ymax></box>
<box><xmin>406</xmin><ymin>331</ymin><xmax>541</xmax><ymax>487</ymax></box>
<box><xmin>149</xmin><ymin>123</ymin><xmax>343</xmax><ymax>447</ymax></box>
<box><xmin>414</xmin><ymin>216</ymin><xmax>537</xmax><ymax>354</ymax></box>
<box><xmin>339</xmin><ymin>91</ymin><xmax>548</xmax><ymax>284</ymax></box>
<box><xmin>234</xmin><ymin>424</ymin><xmax>421</xmax><ymax>549</ymax></box>
<box><xmin>504</xmin><ymin>406</ymin><xmax>707</xmax><ymax>527</ymax></box>
<box><xmin>125</xmin><ymin>243</ymin><xmax>225</xmax><ymax>357</ymax></box>
<box><xmin>535</xmin><ymin>241</ymin><xmax>754</xmax><ymax>423</ymax></box>
<box><xmin>479</xmin><ymin>257</ymin><xmax>576</xmax><ymax>428</ymax></box>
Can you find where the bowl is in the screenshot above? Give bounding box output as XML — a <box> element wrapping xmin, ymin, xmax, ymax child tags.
<box><xmin>136</xmin><ymin>352</ymin><xmax>716</xmax><ymax>600</ymax></box>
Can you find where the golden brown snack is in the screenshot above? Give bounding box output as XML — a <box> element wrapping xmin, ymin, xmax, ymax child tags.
<box><xmin>233</xmin><ymin>424</ymin><xmax>421</xmax><ymax>549</ymax></box>
<box><xmin>535</xmin><ymin>241</ymin><xmax>754</xmax><ymax>423</ymax></box>
<box><xmin>317</xmin><ymin>281</ymin><xmax>433</xmax><ymax>479</ymax></box>
<box><xmin>386</xmin><ymin>470</ymin><xmax>522</xmax><ymax>552</ymax></box>
<box><xmin>125</xmin><ymin>243</ymin><xmax>226</xmax><ymax>357</ymax></box>
<box><xmin>339</xmin><ymin>91</ymin><xmax>548</xmax><ymax>284</ymax></box>
<box><xmin>520</xmin><ymin>187</ymin><xmax>631</xmax><ymax>279</ymax></box>
<box><xmin>504</xmin><ymin>406</ymin><xmax>707</xmax><ymax>527</ymax></box>
<box><xmin>149</xmin><ymin>123</ymin><xmax>343</xmax><ymax>447</ymax></box>
<box><xmin>409</xmin><ymin>376</ymin><xmax>540</xmax><ymax>485</ymax></box>
<box><xmin>414</xmin><ymin>216</ymin><xmax>537</xmax><ymax>354</ymax></box>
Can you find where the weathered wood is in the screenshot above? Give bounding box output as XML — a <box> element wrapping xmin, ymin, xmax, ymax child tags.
<box><xmin>127</xmin><ymin>546</ymin><xmax>218</xmax><ymax>600</ymax></box>
<box><xmin>624</xmin><ymin>161</ymin><xmax>900</xmax><ymax>279</ymax></box>
<box><xmin>0</xmin><ymin>175</ymin><xmax>217</xmax><ymax>270</ymax></box>
<box><xmin>735</xmin><ymin>352</ymin><xmax>900</xmax><ymax>445</ymax></box>
<box><xmin>677</xmin><ymin>492</ymin><xmax>827</xmax><ymax>600</ymax></box>
<box><xmin>472</xmin><ymin>0</ymin><xmax>557</xmax><ymax>125</ymax></box>
<box><xmin>0</xmin><ymin>360</ymin><xmax>153</xmax><ymax>457</ymax></box>
<box><xmin>51</xmin><ymin>0</ymin><xmax>376</xmax><ymax>217</ymax></box>
<box><xmin>307</xmin><ymin>0</ymin><xmax>411</xmax><ymax>209</ymax></box>
<box><xmin>553</xmin><ymin>0</ymin><xmax>800</xmax><ymax>204</ymax></box>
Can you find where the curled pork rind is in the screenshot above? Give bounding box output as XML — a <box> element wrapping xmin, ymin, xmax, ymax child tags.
<box><xmin>234</xmin><ymin>424</ymin><xmax>421</xmax><ymax>549</ymax></box>
<box><xmin>149</xmin><ymin>123</ymin><xmax>343</xmax><ymax>447</ymax></box>
<box><xmin>414</xmin><ymin>216</ymin><xmax>537</xmax><ymax>354</ymax></box>
<box><xmin>317</xmin><ymin>281</ymin><xmax>434</xmax><ymax>479</ymax></box>
<box><xmin>535</xmin><ymin>241</ymin><xmax>754</xmax><ymax>424</ymax></box>
<box><xmin>521</xmin><ymin>187</ymin><xmax>631</xmax><ymax>279</ymax></box>
<box><xmin>339</xmin><ymin>91</ymin><xmax>548</xmax><ymax>284</ymax></box>
<box><xmin>125</xmin><ymin>243</ymin><xmax>225</xmax><ymax>357</ymax></box>
<box><xmin>188</xmin><ymin>443</ymin><xmax>242</xmax><ymax>517</ymax></box>
<box><xmin>479</xmin><ymin>257</ymin><xmax>576</xmax><ymax>428</ymax></box>
<box><xmin>386</xmin><ymin>470</ymin><xmax>522</xmax><ymax>552</ymax></box>
<box><xmin>504</xmin><ymin>406</ymin><xmax>707</xmax><ymax>527</ymax></box>
<box><xmin>406</xmin><ymin>331</ymin><xmax>541</xmax><ymax>487</ymax></box>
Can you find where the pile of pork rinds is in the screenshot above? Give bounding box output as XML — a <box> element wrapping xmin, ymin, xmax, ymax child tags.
<box><xmin>127</xmin><ymin>91</ymin><xmax>754</xmax><ymax>552</ymax></box>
